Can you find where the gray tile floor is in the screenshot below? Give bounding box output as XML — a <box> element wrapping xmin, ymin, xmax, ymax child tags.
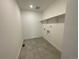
<box><xmin>18</xmin><ymin>38</ymin><xmax>61</xmax><ymax>59</ymax></box>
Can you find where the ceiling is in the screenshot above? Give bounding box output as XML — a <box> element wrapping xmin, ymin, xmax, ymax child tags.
<box><xmin>16</xmin><ymin>0</ymin><xmax>55</xmax><ymax>12</ymax></box>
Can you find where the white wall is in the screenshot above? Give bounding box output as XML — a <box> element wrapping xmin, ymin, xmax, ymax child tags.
<box><xmin>42</xmin><ymin>0</ymin><xmax>66</xmax><ymax>20</ymax></box>
<box><xmin>41</xmin><ymin>0</ymin><xmax>66</xmax><ymax>51</ymax></box>
<box><xmin>41</xmin><ymin>15</ymin><xmax>65</xmax><ymax>51</ymax></box>
<box><xmin>0</xmin><ymin>0</ymin><xmax>23</xmax><ymax>59</ymax></box>
<box><xmin>21</xmin><ymin>11</ymin><xmax>42</xmax><ymax>39</ymax></box>
<box><xmin>61</xmin><ymin>0</ymin><xmax>78</xmax><ymax>59</ymax></box>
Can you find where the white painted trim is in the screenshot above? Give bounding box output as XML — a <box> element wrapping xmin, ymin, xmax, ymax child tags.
<box><xmin>17</xmin><ymin>39</ymin><xmax>23</xmax><ymax>59</ymax></box>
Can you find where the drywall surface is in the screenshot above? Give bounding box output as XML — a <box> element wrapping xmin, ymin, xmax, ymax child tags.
<box><xmin>61</xmin><ymin>0</ymin><xmax>78</xmax><ymax>59</ymax></box>
<box><xmin>42</xmin><ymin>0</ymin><xmax>66</xmax><ymax>20</ymax></box>
<box><xmin>21</xmin><ymin>11</ymin><xmax>42</xmax><ymax>39</ymax></box>
<box><xmin>0</xmin><ymin>0</ymin><xmax>23</xmax><ymax>59</ymax></box>
<box><xmin>41</xmin><ymin>15</ymin><xmax>65</xmax><ymax>51</ymax></box>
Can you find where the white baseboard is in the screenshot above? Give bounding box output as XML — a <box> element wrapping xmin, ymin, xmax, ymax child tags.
<box><xmin>24</xmin><ymin>36</ymin><xmax>42</xmax><ymax>40</ymax></box>
<box><xmin>17</xmin><ymin>39</ymin><xmax>23</xmax><ymax>59</ymax></box>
